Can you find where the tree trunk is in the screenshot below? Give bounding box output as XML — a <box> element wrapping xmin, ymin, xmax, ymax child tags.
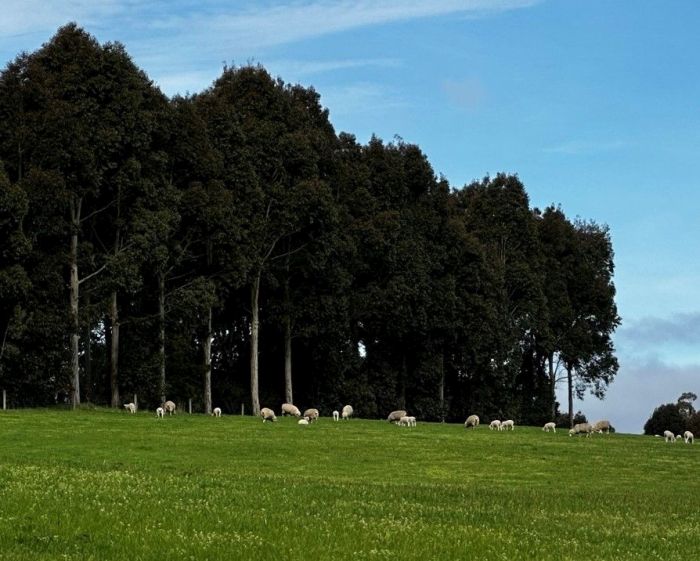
<box><xmin>158</xmin><ymin>273</ymin><xmax>166</xmax><ymax>403</ymax></box>
<box><xmin>250</xmin><ymin>272</ymin><xmax>261</xmax><ymax>416</ymax></box>
<box><xmin>438</xmin><ymin>350</ymin><xmax>445</xmax><ymax>422</ymax></box>
<box><xmin>203</xmin><ymin>305</ymin><xmax>212</xmax><ymax>415</ymax></box>
<box><xmin>284</xmin><ymin>314</ymin><xmax>293</xmax><ymax>405</ymax></box>
<box><xmin>69</xmin><ymin>198</ymin><xmax>81</xmax><ymax>408</ymax></box>
<box><xmin>398</xmin><ymin>352</ymin><xmax>407</xmax><ymax>410</ymax></box>
<box><xmin>84</xmin><ymin>292</ymin><xmax>92</xmax><ymax>404</ymax></box>
<box><xmin>110</xmin><ymin>290</ymin><xmax>120</xmax><ymax>408</ymax></box>
<box><xmin>567</xmin><ymin>364</ymin><xmax>574</xmax><ymax>428</ymax></box>
<box><xmin>549</xmin><ymin>353</ymin><xmax>555</xmax><ymax>420</ymax></box>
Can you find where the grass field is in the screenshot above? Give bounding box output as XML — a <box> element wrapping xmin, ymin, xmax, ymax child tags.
<box><xmin>0</xmin><ymin>409</ymin><xmax>698</xmax><ymax>560</ymax></box>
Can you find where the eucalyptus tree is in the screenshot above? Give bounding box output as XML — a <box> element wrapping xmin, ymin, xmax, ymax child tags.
<box><xmin>0</xmin><ymin>25</ymin><xmax>170</xmax><ymax>406</ymax></box>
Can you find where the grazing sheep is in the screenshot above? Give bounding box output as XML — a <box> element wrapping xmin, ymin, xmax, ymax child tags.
<box><xmin>677</xmin><ymin>435</ymin><xmax>683</xmax><ymax>441</ymax></box>
<box><xmin>407</xmin><ymin>416</ymin><xmax>416</xmax><ymax>427</ymax></box>
<box><xmin>398</xmin><ymin>416</ymin><xmax>410</xmax><ymax>427</ymax></box>
<box><xmin>569</xmin><ymin>423</ymin><xmax>593</xmax><ymax>437</ymax></box>
<box><xmin>298</xmin><ymin>418</ymin><xmax>309</xmax><ymax>425</ymax></box>
<box><xmin>155</xmin><ymin>407</ymin><xmax>164</xmax><ymax>418</ymax></box>
<box><xmin>341</xmin><ymin>405</ymin><xmax>354</xmax><ymax>420</ymax></box>
<box><xmin>464</xmin><ymin>414</ymin><xmax>480</xmax><ymax>429</ymax></box>
<box><xmin>684</xmin><ymin>431</ymin><xmax>694</xmax><ymax>444</ymax></box>
<box><xmin>543</xmin><ymin>422</ymin><xmax>556</xmax><ymax>433</ymax></box>
<box><xmin>163</xmin><ymin>400</ymin><xmax>176</xmax><ymax>415</ymax></box>
<box><xmin>490</xmin><ymin>420</ymin><xmax>502</xmax><ymax>430</ymax></box>
<box><xmin>663</xmin><ymin>430</ymin><xmax>676</xmax><ymax>443</ymax></box>
<box><xmin>332</xmin><ymin>410</ymin><xmax>340</xmax><ymax>421</ymax></box>
<box><xmin>261</xmin><ymin>407</ymin><xmax>277</xmax><ymax>422</ymax></box>
<box><xmin>123</xmin><ymin>403</ymin><xmax>136</xmax><ymax>414</ymax></box>
<box><xmin>591</xmin><ymin>420</ymin><xmax>611</xmax><ymax>434</ymax></box>
<box><xmin>212</xmin><ymin>407</ymin><xmax>222</xmax><ymax>417</ymax></box>
<box><xmin>501</xmin><ymin>419</ymin><xmax>515</xmax><ymax>431</ymax></box>
<box><xmin>281</xmin><ymin>403</ymin><xmax>301</xmax><ymax>417</ymax></box>
<box><xmin>388</xmin><ymin>410</ymin><xmax>408</xmax><ymax>423</ymax></box>
<box><xmin>303</xmin><ymin>408</ymin><xmax>319</xmax><ymax>422</ymax></box>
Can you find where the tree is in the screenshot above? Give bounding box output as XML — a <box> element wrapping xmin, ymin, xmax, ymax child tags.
<box><xmin>643</xmin><ymin>403</ymin><xmax>686</xmax><ymax>436</ymax></box>
<box><xmin>677</xmin><ymin>392</ymin><xmax>697</xmax><ymax>418</ymax></box>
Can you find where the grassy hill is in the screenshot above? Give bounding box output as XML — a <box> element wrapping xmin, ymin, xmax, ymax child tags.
<box><xmin>0</xmin><ymin>409</ymin><xmax>697</xmax><ymax>560</ymax></box>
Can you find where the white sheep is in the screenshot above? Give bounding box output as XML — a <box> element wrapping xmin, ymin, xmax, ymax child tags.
<box><xmin>591</xmin><ymin>419</ymin><xmax>611</xmax><ymax>434</ymax></box>
<box><xmin>543</xmin><ymin>422</ymin><xmax>556</xmax><ymax>432</ymax></box>
<box><xmin>398</xmin><ymin>415</ymin><xmax>410</xmax><ymax>427</ymax></box>
<box><xmin>281</xmin><ymin>403</ymin><xmax>301</xmax><ymax>417</ymax></box>
<box><xmin>407</xmin><ymin>416</ymin><xmax>416</xmax><ymax>427</ymax></box>
<box><xmin>388</xmin><ymin>410</ymin><xmax>408</xmax><ymax>423</ymax></box>
<box><xmin>123</xmin><ymin>402</ymin><xmax>136</xmax><ymax>414</ymax></box>
<box><xmin>341</xmin><ymin>405</ymin><xmax>354</xmax><ymax>420</ymax></box>
<box><xmin>212</xmin><ymin>407</ymin><xmax>222</xmax><ymax>417</ymax></box>
<box><xmin>684</xmin><ymin>431</ymin><xmax>694</xmax><ymax>444</ymax></box>
<box><xmin>261</xmin><ymin>407</ymin><xmax>277</xmax><ymax>422</ymax></box>
<box><xmin>303</xmin><ymin>408</ymin><xmax>319</xmax><ymax>422</ymax></box>
<box><xmin>489</xmin><ymin>420</ymin><xmax>501</xmax><ymax>430</ymax></box>
<box><xmin>663</xmin><ymin>430</ymin><xmax>675</xmax><ymax>442</ymax></box>
<box><xmin>501</xmin><ymin>419</ymin><xmax>515</xmax><ymax>431</ymax></box>
<box><xmin>332</xmin><ymin>410</ymin><xmax>339</xmax><ymax>421</ymax></box>
<box><xmin>569</xmin><ymin>423</ymin><xmax>593</xmax><ymax>437</ymax></box>
<box><xmin>163</xmin><ymin>400</ymin><xmax>176</xmax><ymax>415</ymax></box>
<box><xmin>464</xmin><ymin>414</ymin><xmax>479</xmax><ymax>429</ymax></box>
<box><xmin>155</xmin><ymin>407</ymin><xmax>164</xmax><ymax>418</ymax></box>
<box><xmin>298</xmin><ymin>418</ymin><xmax>309</xmax><ymax>425</ymax></box>
<box><xmin>676</xmin><ymin>435</ymin><xmax>683</xmax><ymax>441</ymax></box>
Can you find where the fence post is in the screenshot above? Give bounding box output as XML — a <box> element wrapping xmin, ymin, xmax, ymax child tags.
<box><xmin>241</xmin><ymin>403</ymin><xmax>245</xmax><ymax>416</ymax></box>
<box><xmin>2</xmin><ymin>389</ymin><xmax>5</xmax><ymax>410</ymax></box>
<box><xmin>188</xmin><ymin>398</ymin><xmax>192</xmax><ymax>414</ymax></box>
<box><xmin>134</xmin><ymin>394</ymin><xmax>138</xmax><ymax>411</ymax></box>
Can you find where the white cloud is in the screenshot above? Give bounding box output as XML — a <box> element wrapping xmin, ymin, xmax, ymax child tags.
<box><xmin>618</xmin><ymin>311</ymin><xmax>700</xmax><ymax>346</ymax></box>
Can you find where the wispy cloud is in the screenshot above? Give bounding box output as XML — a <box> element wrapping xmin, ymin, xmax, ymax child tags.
<box><xmin>266</xmin><ymin>58</ymin><xmax>402</xmax><ymax>79</ymax></box>
<box><xmin>442</xmin><ymin>78</ymin><xmax>486</xmax><ymax>110</ymax></box>
<box><xmin>619</xmin><ymin>312</ymin><xmax>700</xmax><ymax>346</ymax></box>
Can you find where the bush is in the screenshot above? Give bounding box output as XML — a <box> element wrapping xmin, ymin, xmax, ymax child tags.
<box><xmin>643</xmin><ymin>403</ymin><xmax>686</xmax><ymax>436</ymax></box>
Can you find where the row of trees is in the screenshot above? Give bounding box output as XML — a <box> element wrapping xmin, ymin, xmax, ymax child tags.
<box><xmin>0</xmin><ymin>25</ymin><xmax>620</xmax><ymax>425</ymax></box>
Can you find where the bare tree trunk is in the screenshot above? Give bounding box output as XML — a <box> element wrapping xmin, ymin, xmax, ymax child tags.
<box><xmin>203</xmin><ymin>305</ymin><xmax>212</xmax><ymax>415</ymax></box>
<box><xmin>438</xmin><ymin>350</ymin><xmax>445</xmax><ymax>422</ymax></box>
<box><xmin>567</xmin><ymin>364</ymin><xmax>574</xmax><ymax>428</ymax></box>
<box><xmin>158</xmin><ymin>273</ymin><xmax>166</xmax><ymax>403</ymax></box>
<box><xmin>84</xmin><ymin>292</ymin><xmax>92</xmax><ymax>403</ymax></box>
<box><xmin>69</xmin><ymin>198</ymin><xmax>81</xmax><ymax>408</ymax></box>
<box><xmin>110</xmin><ymin>290</ymin><xmax>120</xmax><ymax>408</ymax></box>
<box><xmin>549</xmin><ymin>353</ymin><xmax>555</xmax><ymax>419</ymax></box>
<box><xmin>250</xmin><ymin>272</ymin><xmax>261</xmax><ymax>416</ymax></box>
<box><xmin>284</xmin><ymin>314</ymin><xmax>293</xmax><ymax>405</ymax></box>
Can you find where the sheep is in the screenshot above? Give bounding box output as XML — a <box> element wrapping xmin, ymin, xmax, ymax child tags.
<box><xmin>303</xmin><ymin>408</ymin><xmax>319</xmax><ymax>422</ymax></box>
<box><xmin>163</xmin><ymin>400</ymin><xmax>176</xmax><ymax>415</ymax></box>
<box><xmin>398</xmin><ymin>416</ymin><xmax>410</xmax><ymax>427</ymax></box>
<box><xmin>407</xmin><ymin>416</ymin><xmax>417</xmax><ymax>427</ymax></box>
<box><xmin>281</xmin><ymin>403</ymin><xmax>301</xmax><ymax>417</ymax></box>
<box><xmin>543</xmin><ymin>422</ymin><xmax>556</xmax><ymax>433</ymax></box>
<box><xmin>489</xmin><ymin>420</ymin><xmax>501</xmax><ymax>430</ymax></box>
<box><xmin>591</xmin><ymin>420</ymin><xmax>611</xmax><ymax>434</ymax></box>
<box><xmin>298</xmin><ymin>418</ymin><xmax>310</xmax><ymax>425</ymax></box>
<box><xmin>332</xmin><ymin>410</ymin><xmax>340</xmax><ymax>421</ymax></box>
<box><xmin>684</xmin><ymin>431</ymin><xmax>694</xmax><ymax>444</ymax></box>
<box><xmin>569</xmin><ymin>423</ymin><xmax>593</xmax><ymax>437</ymax></box>
<box><xmin>261</xmin><ymin>407</ymin><xmax>277</xmax><ymax>422</ymax></box>
<box><xmin>501</xmin><ymin>420</ymin><xmax>515</xmax><ymax>431</ymax></box>
<box><xmin>663</xmin><ymin>430</ymin><xmax>676</xmax><ymax>443</ymax></box>
<box><xmin>388</xmin><ymin>410</ymin><xmax>408</xmax><ymax>423</ymax></box>
<box><xmin>123</xmin><ymin>402</ymin><xmax>136</xmax><ymax>414</ymax></box>
<box><xmin>212</xmin><ymin>407</ymin><xmax>222</xmax><ymax>417</ymax></box>
<box><xmin>676</xmin><ymin>435</ymin><xmax>683</xmax><ymax>442</ymax></box>
<box><xmin>464</xmin><ymin>414</ymin><xmax>479</xmax><ymax>429</ymax></box>
<box><xmin>155</xmin><ymin>407</ymin><xmax>164</xmax><ymax>418</ymax></box>
<box><xmin>341</xmin><ymin>405</ymin><xmax>354</xmax><ymax>420</ymax></box>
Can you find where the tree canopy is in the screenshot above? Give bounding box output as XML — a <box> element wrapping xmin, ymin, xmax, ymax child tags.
<box><xmin>0</xmin><ymin>25</ymin><xmax>621</xmax><ymax>421</ymax></box>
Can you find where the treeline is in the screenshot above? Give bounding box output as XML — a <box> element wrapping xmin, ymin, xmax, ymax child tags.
<box><xmin>0</xmin><ymin>25</ymin><xmax>620</xmax><ymax>424</ymax></box>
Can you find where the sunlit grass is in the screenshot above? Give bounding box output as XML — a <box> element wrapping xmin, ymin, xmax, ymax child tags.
<box><xmin>0</xmin><ymin>409</ymin><xmax>697</xmax><ymax>560</ymax></box>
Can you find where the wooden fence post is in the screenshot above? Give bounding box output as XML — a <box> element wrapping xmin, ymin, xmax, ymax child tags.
<box><xmin>188</xmin><ymin>398</ymin><xmax>192</xmax><ymax>414</ymax></box>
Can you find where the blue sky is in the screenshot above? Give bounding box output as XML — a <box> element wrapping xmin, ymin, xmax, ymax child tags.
<box><xmin>2</xmin><ymin>1</ymin><xmax>699</xmax><ymax>432</ymax></box>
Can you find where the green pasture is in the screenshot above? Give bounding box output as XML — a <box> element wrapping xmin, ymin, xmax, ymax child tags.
<box><xmin>0</xmin><ymin>409</ymin><xmax>697</xmax><ymax>560</ymax></box>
